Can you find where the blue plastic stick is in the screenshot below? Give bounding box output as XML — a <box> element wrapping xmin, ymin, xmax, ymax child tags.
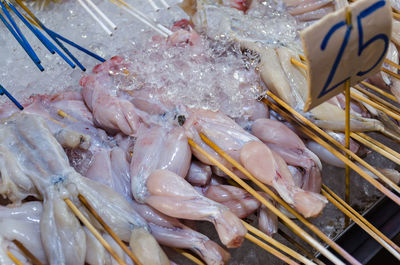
<box><xmin>0</xmin><ymin>85</ymin><xmax>24</xmax><ymax>110</ymax></box>
<box><xmin>7</xmin><ymin>2</ymin><xmax>55</xmax><ymax>54</ymax></box>
<box><xmin>0</xmin><ymin>1</ymin><xmax>41</xmax><ymax>65</ymax></box>
<box><xmin>44</xmin><ymin>27</ymin><xmax>85</xmax><ymax>70</ymax></box>
<box><xmin>0</xmin><ymin>12</ymin><xmax>44</xmax><ymax>71</ymax></box>
<box><xmin>48</xmin><ymin>29</ymin><xmax>106</xmax><ymax>63</ymax></box>
<box><xmin>14</xmin><ymin>6</ymin><xmax>77</xmax><ymax>69</ymax></box>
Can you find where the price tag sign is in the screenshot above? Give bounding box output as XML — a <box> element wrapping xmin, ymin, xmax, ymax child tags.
<box><xmin>302</xmin><ymin>0</ymin><xmax>392</xmax><ymax>111</ymax></box>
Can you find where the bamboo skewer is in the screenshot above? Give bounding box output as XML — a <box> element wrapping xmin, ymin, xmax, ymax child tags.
<box><xmin>54</xmin><ymin>110</ymin><xmax>309</xmax><ymax>263</ymax></box>
<box><xmin>344</xmin><ymin>78</ymin><xmax>351</xmax><ymax>227</ymax></box>
<box><xmin>353</xmin><ymin>85</ymin><xmax>400</xmax><ymax>114</ymax></box>
<box><xmin>244</xmin><ymin>233</ymin><xmax>300</xmax><ymax>265</ymax></box>
<box><xmin>356</xmin><ymin>132</ymin><xmax>400</xmax><ymax>161</ymax></box>
<box><xmin>351</xmin><ymin>132</ymin><xmax>400</xmax><ymax>166</ymax></box>
<box><xmin>64</xmin><ymin>198</ymin><xmax>127</xmax><ymax>265</ymax></box>
<box><xmin>350</xmin><ymin>90</ymin><xmax>400</xmax><ymax>121</ymax></box>
<box><xmin>384</xmin><ymin>59</ymin><xmax>400</xmax><ymax>71</ymax></box>
<box><xmin>13</xmin><ymin>240</ymin><xmax>44</xmax><ymax>265</ymax></box>
<box><xmin>266</xmin><ymin>101</ymin><xmax>400</xmax><ymax>259</ymax></box>
<box><xmin>242</xmin><ymin>222</ymin><xmax>317</xmax><ymax>265</ymax></box>
<box><xmin>7</xmin><ymin>250</ymin><xmax>24</xmax><ymax>265</ymax></box>
<box><xmin>57</xmin><ymin>110</ymin><xmax>315</xmax><ymax>265</ymax></box>
<box><xmin>381</xmin><ymin>68</ymin><xmax>400</xmax><ymax>81</ymax></box>
<box><xmin>58</xmin><ymin>109</ymin><xmax>307</xmax><ymax>265</ymax></box>
<box><xmin>78</xmin><ymin>194</ymin><xmax>143</xmax><ymax>265</ymax></box>
<box><xmin>266</xmin><ymin>92</ymin><xmax>400</xmax><ymax>200</ymax></box>
<box><xmin>57</xmin><ymin>109</ymin><xmax>77</xmax><ymax>122</ymax></box>
<box><xmin>187</xmin><ymin>138</ymin><xmax>353</xmax><ymax>265</ymax></box>
<box><xmin>172</xmin><ymin>248</ymin><xmax>205</xmax><ymax>265</ymax></box>
<box><xmin>322</xmin><ymin>185</ymin><xmax>400</xmax><ymax>254</ymax></box>
<box><xmin>290</xmin><ymin>58</ymin><xmax>400</xmax><ymax>104</ymax></box>
<box><xmin>361</xmin><ymin>81</ymin><xmax>398</xmax><ymax>102</ymax></box>
<box><xmin>291</xmin><ymin>57</ymin><xmax>307</xmax><ymax>70</ymax></box>
<box><xmin>55</xmin><ymin>111</ymin><xmax>216</xmax><ymax>265</ymax></box>
<box><xmin>321</xmin><ymin>187</ymin><xmax>400</xmax><ymax>260</ymax></box>
<box><xmin>278</xmin><ymin>229</ymin><xmax>326</xmax><ymax>265</ymax></box>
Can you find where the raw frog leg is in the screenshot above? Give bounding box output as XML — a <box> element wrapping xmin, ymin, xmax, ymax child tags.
<box><xmin>84</xmin><ymin>135</ymin><xmax>226</xmax><ymax>265</ymax></box>
<box><xmin>240</xmin><ymin>141</ymin><xmax>327</xmax><ymax>218</ymax></box>
<box><xmin>0</xmin><ymin>113</ymin><xmax>165</xmax><ymax>265</ymax></box>
<box><xmin>145</xmin><ymin>169</ymin><xmax>247</xmax><ymax>248</ymax></box>
<box><xmin>252</xmin><ymin>118</ymin><xmax>322</xmax><ymax>193</ymax></box>
<box><xmin>184</xmin><ymin>108</ymin><xmax>327</xmax><ymax>218</ymax></box>
<box><xmin>130</xmin><ymin>125</ymin><xmax>246</xmax><ymax>248</ymax></box>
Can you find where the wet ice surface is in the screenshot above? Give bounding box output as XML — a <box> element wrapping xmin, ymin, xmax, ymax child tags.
<box><xmin>391</xmin><ymin>0</ymin><xmax>400</xmax><ymax>11</ymax></box>
<box><xmin>0</xmin><ymin>0</ymin><xmax>395</xmax><ymax>264</ymax></box>
<box><xmin>0</xmin><ymin>0</ymin><xmax>185</xmax><ymax>104</ymax></box>
<box><xmin>1</xmin><ymin>0</ymin><xmax>263</xmax><ymax>118</ymax></box>
<box><xmin>115</xmin><ymin>39</ymin><xmax>263</xmax><ymax>118</ymax></box>
<box><xmin>197</xmin><ymin>0</ymin><xmax>301</xmax><ymax>51</ymax></box>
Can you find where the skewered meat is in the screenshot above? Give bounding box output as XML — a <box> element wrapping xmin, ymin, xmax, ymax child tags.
<box><xmin>185</xmin><ymin>1</ymin><xmax>400</xmax><ymax>142</ymax></box>
<box><xmin>145</xmin><ymin>169</ymin><xmax>247</xmax><ymax>248</ymax></box>
<box><xmin>0</xmin><ymin>93</ymin><xmax>91</xmax><ymax>150</ymax></box>
<box><xmin>184</xmin><ymin>108</ymin><xmax>327</xmax><ymax>218</ymax></box>
<box><xmin>240</xmin><ymin>141</ymin><xmax>327</xmax><ymax>218</ymax></box>
<box><xmin>83</xmin><ymin>136</ymin><xmax>230</xmax><ymax>265</ymax></box>
<box><xmin>251</xmin><ymin>118</ymin><xmax>322</xmax><ymax>193</ymax></box>
<box><xmin>131</xmin><ymin>125</ymin><xmax>247</xmax><ymax>248</ymax></box>
<box><xmin>0</xmin><ymin>113</ymin><xmax>167</xmax><ymax>265</ymax></box>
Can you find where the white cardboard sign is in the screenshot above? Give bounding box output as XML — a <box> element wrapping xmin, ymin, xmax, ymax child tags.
<box><xmin>301</xmin><ymin>0</ymin><xmax>392</xmax><ymax>111</ymax></box>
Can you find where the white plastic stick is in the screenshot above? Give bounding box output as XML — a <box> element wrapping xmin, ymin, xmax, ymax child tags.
<box><xmin>114</xmin><ymin>2</ymin><xmax>168</xmax><ymax>37</ymax></box>
<box><xmin>113</xmin><ymin>0</ymin><xmax>171</xmax><ymax>36</ymax></box>
<box><xmin>157</xmin><ymin>23</ymin><xmax>172</xmax><ymax>35</ymax></box>
<box><xmin>78</xmin><ymin>0</ymin><xmax>112</xmax><ymax>35</ymax></box>
<box><xmin>159</xmin><ymin>0</ymin><xmax>170</xmax><ymax>9</ymax></box>
<box><xmin>84</xmin><ymin>0</ymin><xmax>117</xmax><ymax>29</ymax></box>
<box><xmin>146</xmin><ymin>0</ymin><xmax>160</xmax><ymax>11</ymax></box>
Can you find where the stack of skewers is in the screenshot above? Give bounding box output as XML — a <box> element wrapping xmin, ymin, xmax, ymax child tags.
<box><xmin>1</xmin><ymin>0</ymin><xmax>400</xmax><ymax>264</ymax></box>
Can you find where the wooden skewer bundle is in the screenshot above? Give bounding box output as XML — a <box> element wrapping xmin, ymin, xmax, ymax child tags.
<box><xmin>266</xmin><ymin>99</ymin><xmax>400</xmax><ymax>252</ymax></box>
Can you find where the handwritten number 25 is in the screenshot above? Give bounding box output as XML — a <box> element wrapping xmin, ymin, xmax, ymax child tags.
<box><xmin>318</xmin><ymin>0</ymin><xmax>389</xmax><ymax>99</ymax></box>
